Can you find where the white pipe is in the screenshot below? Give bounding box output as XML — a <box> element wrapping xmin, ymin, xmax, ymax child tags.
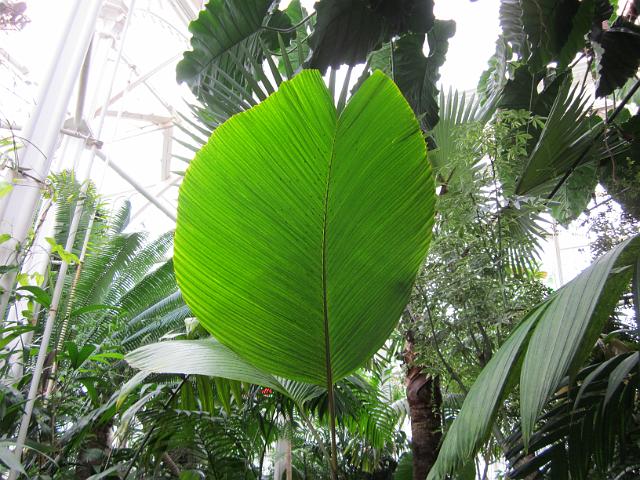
<box><xmin>8</xmin><ymin>2</ymin><xmax>135</xmax><ymax>475</ymax></box>
<box><xmin>95</xmin><ymin>149</ymin><xmax>177</xmax><ymax>221</ymax></box>
<box><xmin>5</xmin><ymin>198</ymin><xmax>56</xmax><ymax>381</ymax></box>
<box><xmin>552</xmin><ymin>220</ymin><xmax>564</xmax><ymax>288</ymax></box>
<box><xmin>0</xmin><ymin>0</ymin><xmax>103</xmax><ymax>321</ymax></box>
<box><xmin>4</xmin><ymin>0</ymin><xmax>116</xmax><ymax>380</ymax></box>
<box><xmin>130</xmin><ymin>174</ymin><xmax>181</xmax><ymax>221</ymax></box>
<box><xmin>9</xmin><ymin>176</ymin><xmax>94</xmax><ymax>479</ymax></box>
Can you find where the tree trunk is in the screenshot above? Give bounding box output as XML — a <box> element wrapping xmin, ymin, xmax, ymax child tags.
<box><xmin>405</xmin><ymin>328</ymin><xmax>442</xmax><ymax>480</ymax></box>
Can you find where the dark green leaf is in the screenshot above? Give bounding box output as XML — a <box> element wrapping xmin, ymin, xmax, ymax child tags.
<box><xmin>176</xmin><ymin>0</ymin><xmax>273</xmax><ymax>88</ymax></box>
<box><xmin>593</xmin><ymin>20</ymin><xmax>640</xmax><ymax>97</ymax></box>
<box><xmin>558</xmin><ymin>0</ymin><xmax>594</xmax><ymax>68</ymax></box>
<box><xmin>520</xmin><ymin>236</ymin><xmax>640</xmax><ymax>444</ymax></box>
<box><xmin>603</xmin><ymin>352</ymin><xmax>639</xmax><ymax>407</ymax></box>
<box><xmin>307</xmin><ymin>0</ymin><xmax>434</xmax><ymax>72</ymax></box>
<box><xmin>394</xmin><ymin>20</ymin><xmax>456</xmax><ymax>131</ymax></box>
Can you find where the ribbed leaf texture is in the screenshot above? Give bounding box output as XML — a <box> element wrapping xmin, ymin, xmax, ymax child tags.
<box><xmin>427</xmin><ymin>307</ymin><xmax>545</xmax><ymax>480</ymax></box>
<box><xmin>174</xmin><ymin>70</ymin><xmax>435</xmax><ymax>386</ymax></box>
<box><xmin>519</xmin><ymin>236</ymin><xmax>640</xmax><ymax>443</ymax></box>
<box><xmin>428</xmin><ymin>235</ymin><xmax>640</xmax><ymax>479</ymax></box>
<box><xmin>126</xmin><ymin>339</ymin><xmax>285</xmax><ymax>394</ymax></box>
<box><xmin>176</xmin><ymin>0</ymin><xmax>273</xmax><ymax>90</ymax></box>
<box><xmin>515</xmin><ymin>80</ymin><xmax>599</xmax><ymax>196</ymax></box>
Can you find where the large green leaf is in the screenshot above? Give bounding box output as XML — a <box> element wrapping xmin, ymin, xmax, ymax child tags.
<box><xmin>505</xmin><ymin>352</ymin><xmax>640</xmax><ymax>479</ymax></box>
<box><xmin>519</xmin><ymin>237</ymin><xmax>640</xmax><ymax>443</ymax></box>
<box><xmin>176</xmin><ymin>0</ymin><xmax>273</xmax><ymax>90</ymax></box>
<box><xmin>126</xmin><ymin>339</ymin><xmax>324</xmax><ymax>404</ymax></box>
<box><xmin>428</xmin><ymin>235</ymin><xmax>640</xmax><ymax>479</ymax></box>
<box><xmin>307</xmin><ymin>0</ymin><xmax>435</xmax><ymax>72</ymax></box>
<box><xmin>175</xmin><ymin>70</ymin><xmax>434</xmax><ymax>386</ymax></box>
<box><xmin>393</xmin><ymin>20</ymin><xmax>456</xmax><ymax>132</ymax></box>
<box><xmin>523</xmin><ymin>0</ymin><xmax>587</xmax><ymax>71</ymax></box>
<box><xmin>499</xmin><ymin>0</ymin><xmax>526</xmax><ymax>56</ymax></box>
<box><xmin>558</xmin><ymin>0</ymin><xmax>594</xmax><ymax>68</ymax></box>
<box><xmin>499</xmin><ymin>0</ymin><xmax>596</xmax><ymax>71</ymax></box>
<box><xmin>593</xmin><ymin>20</ymin><xmax>640</xmax><ymax>97</ymax></box>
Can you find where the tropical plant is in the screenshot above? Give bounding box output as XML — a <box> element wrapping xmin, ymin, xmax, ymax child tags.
<box><xmin>428</xmin><ymin>235</ymin><xmax>640</xmax><ymax>479</ymax></box>
<box><xmin>393</xmin><ymin>88</ymin><xmax>553</xmax><ymax>478</ymax></box>
<box><xmin>7</xmin><ymin>0</ymin><xmax>640</xmax><ymax>478</ymax></box>
<box><xmin>480</xmin><ymin>0</ymin><xmax>640</xmax><ymax>226</ymax></box>
<box><xmin>0</xmin><ymin>170</ymin><xmax>189</xmax><ymax>477</ymax></box>
<box><xmin>134</xmin><ymin>66</ymin><xmax>436</xmax><ymax>477</ymax></box>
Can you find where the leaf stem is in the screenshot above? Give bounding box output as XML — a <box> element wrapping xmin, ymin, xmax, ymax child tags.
<box><xmin>261</xmin><ymin>12</ymin><xmax>316</xmax><ymax>34</ymax></box>
<box><xmin>326</xmin><ymin>382</ymin><xmax>338</xmax><ymax>478</ymax></box>
<box><xmin>547</xmin><ymin>76</ymin><xmax>640</xmax><ymax>200</ymax></box>
<box><xmin>321</xmin><ymin>108</ymin><xmax>339</xmax><ymax>479</ymax></box>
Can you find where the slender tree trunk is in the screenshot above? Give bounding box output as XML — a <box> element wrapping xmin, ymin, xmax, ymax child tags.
<box><xmin>404</xmin><ymin>328</ymin><xmax>442</xmax><ymax>480</ymax></box>
<box><xmin>162</xmin><ymin>452</ymin><xmax>181</xmax><ymax>477</ymax></box>
<box><xmin>286</xmin><ymin>438</ymin><xmax>292</xmax><ymax>480</ymax></box>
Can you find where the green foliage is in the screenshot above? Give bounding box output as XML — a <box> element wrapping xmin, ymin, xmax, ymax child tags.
<box><xmin>600</xmin><ymin>111</ymin><xmax>640</xmax><ymax>221</ymax></box>
<box><xmin>428</xmin><ymin>235</ymin><xmax>640</xmax><ymax>479</ymax></box>
<box><xmin>393</xmin><ymin>21</ymin><xmax>456</xmax><ymax>132</ymax></box>
<box><xmin>593</xmin><ymin>19</ymin><xmax>640</xmax><ymax>97</ymax></box>
<box><xmin>308</xmin><ymin>0</ymin><xmax>435</xmax><ymax>72</ymax></box>
<box><xmin>480</xmin><ymin>1</ymin><xmax>640</xmax><ymax>227</ymax></box>
<box><xmin>175</xmin><ymin>70</ymin><xmax>434</xmax><ymax>386</ymax></box>
<box><xmin>127</xmin><ymin>339</ymin><xmax>300</xmax><ymax>399</ymax></box>
<box><xmin>515</xmin><ymin>81</ymin><xmax>599</xmax><ymax>196</ymax></box>
<box><xmin>176</xmin><ymin>0</ymin><xmax>274</xmax><ymax>89</ymax></box>
<box><xmin>505</xmin><ymin>352</ymin><xmax>640</xmax><ymax>478</ymax></box>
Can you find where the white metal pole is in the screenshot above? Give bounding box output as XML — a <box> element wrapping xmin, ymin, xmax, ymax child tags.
<box><xmin>3</xmin><ymin>43</ymin><xmax>96</xmax><ymax>380</ymax></box>
<box><xmin>95</xmin><ymin>149</ymin><xmax>177</xmax><ymax>221</ymax></box>
<box><xmin>9</xmin><ymin>180</ymin><xmax>94</xmax><ymax>480</ymax></box>
<box><xmin>552</xmin><ymin>220</ymin><xmax>564</xmax><ymax>288</ymax></box>
<box><xmin>0</xmin><ymin>0</ymin><xmax>104</xmax><ymax>320</ymax></box>
<box><xmin>5</xmin><ymin>198</ymin><xmax>55</xmax><ymax>380</ymax></box>
<box><xmin>8</xmin><ymin>2</ymin><xmax>134</xmax><ymax>475</ymax></box>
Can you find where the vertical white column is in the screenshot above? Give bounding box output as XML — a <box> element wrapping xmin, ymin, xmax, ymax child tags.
<box><xmin>8</xmin><ymin>2</ymin><xmax>134</xmax><ymax>476</ymax></box>
<box><xmin>0</xmin><ymin>0</ymin><xmax>104</xmax><ymax>320</ymax></box>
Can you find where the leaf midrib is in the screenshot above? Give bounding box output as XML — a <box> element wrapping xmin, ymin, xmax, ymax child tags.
<box><xmin>321</xmin><ymin>114</ymin><xmax>339</xmax><ymax>388</ymax></box>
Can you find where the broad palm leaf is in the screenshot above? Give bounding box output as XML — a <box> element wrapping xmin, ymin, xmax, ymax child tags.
<box><xmin>505</xmin><ymin>352</ymin><xmax>640</xmax><ymax>479</ymax></box>
<box><xmin>428</xmin><ymin>235</ymin><xmax>640</xmax><ymax>479</ymax></box>
<box><xmin>174</xmin><ymin>70</ymin><xmax>435</xmax><ymax>386</ymax></box>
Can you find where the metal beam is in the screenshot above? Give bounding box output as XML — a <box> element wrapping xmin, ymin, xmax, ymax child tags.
<box><xmin>105</xmin><ymin>110</ymin><xmax>172</xmax><ymax>124</ymax></box>
<box><xmin>94</xmin><ymin>53</ymin><xmax>179</xmax><ymax>117</ymax></box>
<box><xmin>160</xmin><ymin>123</ymin><xmax>173</xmax><ymax>179</ymax></box>
<box><xmin>95</xmin><ymin>149</ymin><xmax>177</xmax><ymax>221</ymax></box>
